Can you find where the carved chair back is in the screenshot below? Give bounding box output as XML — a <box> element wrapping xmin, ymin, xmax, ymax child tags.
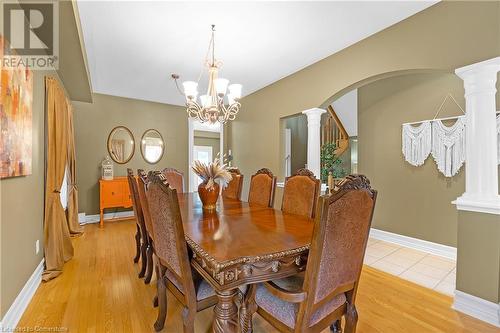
<box><xmin>281</xmin><ymin>168</ymin><xmax>320</xmax><ymax>218</ymax></box>
<box><xmin>297</xmin><ymin>175</ymin><xmax>377</xmax><ymax>331</ymax></box>
<box><xmin>161</xmin><ymin>168</ymin><xmax>185</xmax><ymax>193</ymax></box>
<box><xmin>126</xmin><ymin>169</ymin><xmax>145</xmax><ymax>228</ymax></box>
<box><xmin>136</xmin><ymin>169</ymin><xmax>154</xmax><ymax>240</ymax></box>
<box><xmin>222</xmin><ymin>168</ymin><xmax>244</xmax><ymax>200</ymax></box>
<box><xmin>248</xmin><ymin>168</ymin><xmax>277</xmax><ymax>207</ymax></box>
<box><xmin>146</xmin><ymin>171</ymin><xmax>197</xmax><ymax>306</ymax></box>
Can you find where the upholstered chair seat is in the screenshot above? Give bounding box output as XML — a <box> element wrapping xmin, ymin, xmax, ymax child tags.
<box><xmin>223</xmin><ymin>168</ymin><xmax>244</xmax><ymax>200</ymax></box>
<box><xmin>162</xmin><ymin>168</ymin><xmax>184</xmax><ymax>193</ymax></box>
<box><xmin>255</xmin><ymin>276</ymin><xmax>346</xmax><ymax>329</ymax></box>
<box><xmin>126</xmin><ymin>169</ymin><xmax>151</xmax><ymax>282</ymax></box>
<box><xmin>248</xmin><ymin>168</ymin><xmax>277</xmax><ymax>207</ymax></box>
<box><xmin>281</xmin><ymin>168</ymin><xmax>321</xmax><ymax>219</ymax></box>
<box><xmin>250</xmin><ymin>175</ymin><xmax>377</xmax><ymax>333</ymax></box>
<box><xmin>164</xmin><ymin>269</ymin><xmax>216</xmax><ymax>301</ymax></box>
<box><xmin>146</xmin><ymin>172</ymin><xmax>218</xmax><ymax>332</ymax></box>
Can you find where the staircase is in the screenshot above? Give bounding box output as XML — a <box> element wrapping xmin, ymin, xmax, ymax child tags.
<box><xmin>321</xmin><ymin>105</ymin><xmax>349</xmax><ymax>156</ymax></box>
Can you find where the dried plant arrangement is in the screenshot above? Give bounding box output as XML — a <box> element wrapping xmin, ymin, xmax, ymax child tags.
<box><xmin>192</xmin><ymin>154</ymin><xmax>233</xmax><ymax>190</ymax></box>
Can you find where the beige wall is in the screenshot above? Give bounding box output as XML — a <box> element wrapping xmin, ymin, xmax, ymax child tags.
<box><xmin>230</xmin><ymin>1</ymin><xmax>500</xmax><ymax>244</ymax></box>
<box><xmin>1</xmin><ymin>0</ymin><xmax>90</xmax><ymax>317</ymax></box>
<box><xmin>0</xmin><ymin>70</ymin><xmax>60</xmax><ymax>317</ymax></box>
<box><xmin>358</xmin><ymin>73</ymin><xmax>466</xmax><ymax>247</ymax></box>
<box><xmin>73</xmin><ymin>93</ymin><xmax>188</xmax><ymax>215</ymax></box>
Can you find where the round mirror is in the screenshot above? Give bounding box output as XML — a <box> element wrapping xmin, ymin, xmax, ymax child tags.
<box><xmin>107</xmin><ymin>126</ymin><xmax>135</xmax><ymax>164</ymax></box>
<box><xmin>140</xmin><ymin>129</ymin><xmax>164</xmax><ymax>164</ymax></box>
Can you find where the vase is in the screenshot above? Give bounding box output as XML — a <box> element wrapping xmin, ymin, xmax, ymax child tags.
<box><xmin>198</xmin><ymin>182</ymin><xmax>220</xmax><ymax>212</ymax></box>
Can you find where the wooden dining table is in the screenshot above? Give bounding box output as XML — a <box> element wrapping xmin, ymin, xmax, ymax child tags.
<box><xmin>177</xmin><ymin>192</ymin><xmax>315</xmax><ymax>333</ymax></box>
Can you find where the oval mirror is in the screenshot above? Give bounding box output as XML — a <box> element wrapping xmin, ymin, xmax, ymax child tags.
<box><xmin>140</xmin><ymin>129</ymin><xmax>164</xmax><ymax>164</ymax></box>
<box><xmin>107</xmin><ymin>126</ymin><xmax>135</xmax><ymax>164</ymax></box>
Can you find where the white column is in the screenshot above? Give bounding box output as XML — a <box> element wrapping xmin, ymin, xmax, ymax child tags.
<box><xmin>454</xmin><ymin>57</ymin><xmax>500</xmax><ymax>214</ymax></box>
<box><xmin>302</xmin><ymin>108</ymin><xmax>326</xmax><ymax>179</ymax></box>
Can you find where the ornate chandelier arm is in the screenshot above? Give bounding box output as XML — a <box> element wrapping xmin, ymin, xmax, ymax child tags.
<box><xmin>218</xmin><ymin>99</ymin><xmax>241</xmax><ymax>124</ymax></box>
<box><xmin>187</xmin><ymin>100</ymin><xmax>210</xmax><ymax>123</ymax></box>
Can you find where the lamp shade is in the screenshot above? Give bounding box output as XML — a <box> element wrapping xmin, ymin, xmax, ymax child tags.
<box><xmin>200</xmin><ymin>94</ymin><xmax>210</xmax><ymax>108</ymax></box>
<box><xmin>183</xmin><ymin>81</ymin><xmax>198</xmax><ymax>98</ymax></box>
<box><xmin>215</xmin><ymin>78</ymin><xmax>229</xmax><ymax>95</ymax></box>
<box><xmin>227</xmin><ymin>94</ymin><xmax>236</xmax><ymax>105</ymax></box>
<box><xmin>228</xmin><ymin>84</ymin><xmax>242</xmax><ymax>99</ymax></box>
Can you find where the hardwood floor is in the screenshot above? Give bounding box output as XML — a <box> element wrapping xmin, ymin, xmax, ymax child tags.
<box><xmin>18</xmin><ymin>219</ymin><xmax>498</xmax><ymax>333</ymax></box>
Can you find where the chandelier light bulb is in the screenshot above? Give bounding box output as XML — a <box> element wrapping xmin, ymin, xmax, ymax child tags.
<box><xmin>182</xmin><ymin>81</ymin><xmax>198</xmax><ymax>99</ymax></box>
<box><xmin>227</xmin><ymin>94</ymin><xmax>236</xmax><ymax>105</ymax></box>
<box><xmin>200</xmin><ymin>94</ymin><xmax>210</xmax><ymax>108</ymax></box>
<box><xmin>228</xmin><ymin>84</ymin><xmax>242</xmax><ymax>99</ymax></box>
<box><xmin>214</xmin><ymin>78</ymin><xmax>229</xmax><ymax>96</ymax></box>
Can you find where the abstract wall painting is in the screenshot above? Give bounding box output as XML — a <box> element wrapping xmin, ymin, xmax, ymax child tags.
<box><xmin>0</xmin><ymin>35</ymin><xmax>34</xmax><ymax>178</ymax></box>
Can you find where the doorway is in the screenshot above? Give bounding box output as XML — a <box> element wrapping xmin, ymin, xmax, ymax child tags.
<box><xmin>188</xmin><ymin>119</ymin><xmax>224</xmax><ymax>192</ymax></box>
<box><xmin>192</xmin><ymin>145</ymin><xmax>213</xmax><ymax>188</ymax></box>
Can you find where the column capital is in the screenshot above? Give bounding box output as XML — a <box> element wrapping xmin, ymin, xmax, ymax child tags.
<box><xmin>302</xmin><ymin>108</ymin><xmax>327</xmax><ymax>118</ymax></box>
<box><xmin>302</xmin><ymin>108</ymin><xmax>326</xmax><ymax>126</ymax></box>
<box><xmin>455</xmin><ymin>57</ymin><xmax>500</xmax><ymax>80</ymax></box>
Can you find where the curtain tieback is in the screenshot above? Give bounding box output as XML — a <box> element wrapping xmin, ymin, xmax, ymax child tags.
<box><xmin>70</xmin><ymin>183</ymin><xmax>78</xmax><ymax>190</ymax></box>
<box><xmin>53</xmin><ymin>189</ymin><xmax>61</xmax><ymax>193</ymax></box>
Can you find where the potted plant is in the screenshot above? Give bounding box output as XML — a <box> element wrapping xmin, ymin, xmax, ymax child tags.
<box><xmin>192</xmin><ymin>154</ymin><xmax>232</xmax><ymax>212</ymax></box>
<box><xmin>320</xmin><ymin>142</ymin><xmax>347</xmax><ymax>189</ymax></box>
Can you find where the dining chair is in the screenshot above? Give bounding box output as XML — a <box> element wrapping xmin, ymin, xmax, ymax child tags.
<box><xmin>222</xmin><ymin>168</ymin><xmax>244</xmax><ymax>200</ymax></box>
<box><xmin>281</xmin><ymin>168</ymin><xmax>320</xmax><ymax>218</ymax></box>
<box><xmin>248</xmin><ymin>168</ymin><xmax>277</xmax><ymax>207</ymax></box>
<box><xmin>126</xmin><ymin>169</ymin><xmax>149</xmax><ymax>280</ymax></box>
<box><xmin>253</xmin><ymin>175</ymin><xmax>377</xmax><ymax>333</ymax></box>
<box><xmin>147</xmin><ymin>171</ymin><xmax>218</xmax><ymax>332</ymax></box>
<box><xmin>162</xmin><ymin>167</ymin><xmax>185</xmax><ymax>193</ymax></box>
<box><xmin>136</xmin><ymin>169</ymin><xmax>156</xmax><ymax>284</ymax></box>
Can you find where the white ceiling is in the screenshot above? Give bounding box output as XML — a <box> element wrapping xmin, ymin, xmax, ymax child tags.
<box><xmin>77</xmin><ymin>1</ymin><xmax>436</xmax><ymax>106</ymax></box>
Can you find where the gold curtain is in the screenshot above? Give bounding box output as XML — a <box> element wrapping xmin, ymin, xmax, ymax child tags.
<box><xmin>66</xmin><ymin>102</ymin><xmax>83</xmax><ymax>234</ymax></box>
<box><xmin>42</xmin><ymin>77</ymin><xmax>74</xmax><ymax>281</ymax></box>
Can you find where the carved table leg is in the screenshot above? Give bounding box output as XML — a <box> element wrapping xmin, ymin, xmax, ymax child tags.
<box><xmin>239</xmin><ymin>284</ymin><xmax>257</xmax><ymax>333</ymax></box>
<box><xmin>213</xmin><ymin>288</ymin><xmax>239</xmax><ymax>333</ymax></box>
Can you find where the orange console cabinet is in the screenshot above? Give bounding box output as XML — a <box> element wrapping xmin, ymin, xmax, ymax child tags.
<box><xmin>99</xmin><ymin>177</ymin><xmax>133</xmax><ymax>227</ymax></box>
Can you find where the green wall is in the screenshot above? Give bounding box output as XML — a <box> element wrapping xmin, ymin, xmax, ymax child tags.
<box><xmin>73</xmin><ymin>93</ymin><xmax>188</xmax><ymax>215</ymax></box>
<box><xmin>230</xmin><ymin>1</ymin><xmax>500</xmax><ymax>246</ymax></box>
<box><xmin>457</xmin><ymin>211</ymin><xmax>500</xmax><ymax>303</ymax></box>
<box><xmin>0</xmin><ymin>70</ymin><xmax>58</xmax><ymax>317</ymax></box>
<box><xmin>358</xmin><ymin>73</ymin><xmax>466</xmax><ymax>247</ymax></box>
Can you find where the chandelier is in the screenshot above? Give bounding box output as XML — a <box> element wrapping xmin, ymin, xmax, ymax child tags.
<box><xmin>173</xmin><ymin>25</ymin><xmax>242</xmax><ymax>124</ymax></box>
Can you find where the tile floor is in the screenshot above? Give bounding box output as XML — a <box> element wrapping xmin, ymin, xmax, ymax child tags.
<box><xmin>364</xmin><ymin>238</ymin><xmax>456</xmax><ymax>296</ymax></box>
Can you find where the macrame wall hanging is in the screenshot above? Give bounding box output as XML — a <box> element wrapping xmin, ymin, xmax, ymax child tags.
<box><xmin>402</xmin><ymin>121</ymin><xmax>431</xmax><ymax>166</ymax></box>
<box><xmin>431</xmin><ymin>117</ymin><xmax>465</xmax><ymax>177</ymax></box>
<box><xmin>402</xmin><ymin>94</ymin><xmax>465</xmax><ymax>177</ymax></box>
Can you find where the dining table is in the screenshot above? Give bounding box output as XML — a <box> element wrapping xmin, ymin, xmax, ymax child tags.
<box><xmin>177</xmin><ymin>192</ymin><xmax>315</xmax><ymax>333</ymax></box>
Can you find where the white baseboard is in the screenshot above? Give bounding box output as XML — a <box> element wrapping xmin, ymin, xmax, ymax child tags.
<box><xmin>0</xmin><ymin>259</ymin><xmax>44</xmax><ymax>330</ymax></box>
<box><xmin>78</xmin><ymin>210</ymin><xmax>134</xmax><ymax>225</ymax></box>
<box><xmin>369</xmin><ymin>228</ymin><xmax>457</xmax><ymax>261</ymax></box>
<box><xmin>453</xmin><ymin>290</ymin><xmax>500</xmax><ymax>327</ymax></box>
